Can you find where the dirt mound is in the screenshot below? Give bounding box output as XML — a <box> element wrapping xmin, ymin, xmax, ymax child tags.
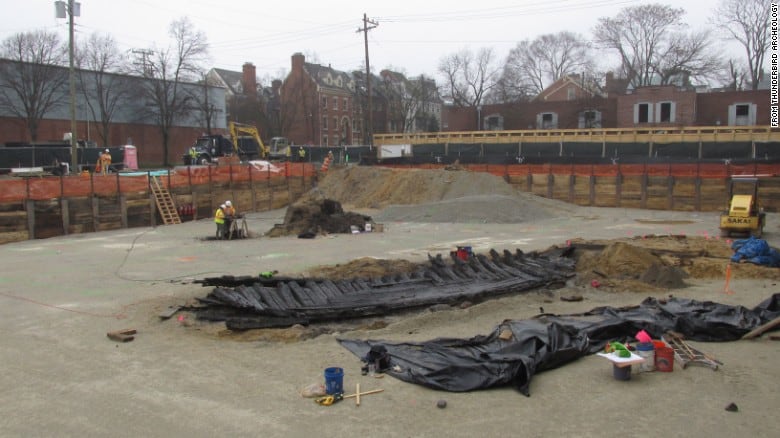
<box><xmin>573</xmin><ymin>236</ymin><xmax>780</xmax><ymax>291</ymax></box>
<box><xmin>307</xmin><ymin>257</ymin><xmax>420</xmax><ymax>281</ymax></box>
<box><xmin>303</xmin><ymin>166</ymin><xmax>572</xmax><ymax>223</ymax></box>
<box><xmin>265</xmin><ymin>199</ymin><xmax>374</xmax><ymax>237</ymax></box>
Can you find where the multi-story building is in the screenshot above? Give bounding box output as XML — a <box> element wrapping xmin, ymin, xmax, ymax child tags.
<box><xmin>281</xmin><ymin>53</ymin><xmax>361</xmax><ymax>147</ymax></box>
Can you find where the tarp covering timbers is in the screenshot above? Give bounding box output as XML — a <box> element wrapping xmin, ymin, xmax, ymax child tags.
<box><xmin>191</xmin><ymin>247</ymin><xmax>576</xmax><ymax>329</ymax></box>
<box><xmin>339</xmin><ymin>294</ymin><xmax>780</xmax><ymax>396</ymax></box>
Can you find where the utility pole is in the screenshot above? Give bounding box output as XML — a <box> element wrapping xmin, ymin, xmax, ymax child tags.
<box><xmin>131</xmin><ymin>49</ymin><xmax>154</xmax><ymax>77</ymax></box>
<box><xmin>357</xmin><ymin>13</ymin><xmax>377</xmax><ymax>146</ymax></box>
<box><xmin>56</xmin><ymin>1</ymin><xmax>80</xmax><ymax>173</ymax></box>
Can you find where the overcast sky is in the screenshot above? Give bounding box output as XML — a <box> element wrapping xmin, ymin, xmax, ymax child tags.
<box><xmin>2</xmin><ymin>0</ymin><xmax>744</xmax><ymax>83</ymax></box>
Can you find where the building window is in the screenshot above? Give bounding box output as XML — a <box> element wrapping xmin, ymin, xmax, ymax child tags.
<box><xmin>729</xmin><ymin>103</ymin><xmax>756</xmax><ymax>126</ymax></box>
<box><xmin>322</xmin><ymin>116</ymin><xmax>328</xmax><ymax>130</ymax></box>
<box><xmin>485</xmin><ymin>115</ymin><xmax>504</xmax><ymax>130</ymax></box>
<box><xmin>322</xmin><ymin>135</ymin><xmax>328</xmax><ymax>146</ymax></box>
<box><xmin>567</xmin><ymin>86</ymin><xmax>576</xmax><ymax>101</ymax></box>
<box><xmin>657</xmin><ymin>101</ymin><xmax>675</xmax><ymax>123</ymax></box>
<box><xmin>333</xmin><ymin>117</ymin><xmax>338</xmax><ymax>132</ymax></box>
<box><xmin>634</xmin><ymin>103</ymin><xmax>652</xmax><ymax>124</ymax></box>
<box><xmin>343</xmin><ymin>97</ymin><xmax>348</xmax><ymax>112</ymax></box>
<box><xmin>333</xmin><ymin>97</ymin><xmax>338</xmax><ymax>110</ymax></box>
<box><xmin>579</xmin><ymin>110</ymin><xmax>602</xmax><ymax>128</ymax></box>
<box><xmin>537</xmin><ymin>112</ymin><xmax>558</xmax><ymax>129</ymax></box>
<box><xmin>321</xmin><ymin>97</ymin><xmax>327</xmax><ymax>109</ymax></box>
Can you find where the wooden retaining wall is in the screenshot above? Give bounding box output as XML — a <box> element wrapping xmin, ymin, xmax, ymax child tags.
<box><xmin>0</xmin><ymin>171</ymin><xmax>316</xmax><ymax>245</ymax></box>
<box><xmin>507</xmin><ymin>173</ymin><xmax>780</xmax><ymax>212</ymax></box>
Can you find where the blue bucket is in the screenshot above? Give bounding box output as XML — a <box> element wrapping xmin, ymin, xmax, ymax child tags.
<box><xmin>324</xmin><ymin>367</ymin><xmax>344</xmax><ymax>395</ymax></box>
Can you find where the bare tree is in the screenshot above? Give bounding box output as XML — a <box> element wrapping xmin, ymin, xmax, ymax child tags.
<box><xmin>718</xmin><ymin>59</ymin><xmax>747</xmax><ymax>91</ymax></box>
<box><xmin>76</xmin><ymin>32</ymin><xmax>131</xmax><ymax>147</ymax></box>
<box><xmin>438</xmin><ymin>47</ymin><xmax>500</xmax><ymax>108</ymax></box>
<box><xmin>0</xmin><ymin>30</ymin><xmax>67</xmax><ymax>141</ymax></box>
<box><xmin>594</xmin><ymin>4</ymin><xmax>718</xmax><ymax>87</ymax></box>
<box><xmin>654</xmin><ymin>29</ymin><xmax>722</xmax><ymax>84</ymax></box>
<box><xmin>134</xmin><ymin>17</ymin><xmax>208</xmax><ymax>166</ymax></box>
<box><xmin>711</xmin><ymin>0</ymin><xmax>771</xmax><ymax>90</ymax></box>
<box><xmin>503</xmin><ymin>32</ymin><xmax>595</xmax><ymax>96</ymax></box>
<box><xmin>194</xmin><ymin>72</ymin><xmax>220</xmax><ymax>135</ymax></box>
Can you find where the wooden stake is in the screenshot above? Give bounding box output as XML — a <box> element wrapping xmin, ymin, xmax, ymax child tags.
<box><xmin>356</xmin><ymin>383</ymin><xmax>360</xmax><ymax>406</ymax></box>
<box><xmin>343</xmin><ymin>388</ymin><xmax>384</xmax><ymax>399</ymax></box>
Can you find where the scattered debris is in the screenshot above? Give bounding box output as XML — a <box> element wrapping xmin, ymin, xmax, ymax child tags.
<box><xmin>300</xmin><ymin>383</ymin><xmax>327</xmax><ymax>398</ymax></box>
<box><xmin>158</xmin><ymin>305</ymin><xmax>181</xmax><ymax>320</ymax></box>
<box><xmin>437</xmin><ymin>399</ymin><xmax>447</xmax><ymax>409</ymax></box>
<box><xmin>107</xmin><ymin>328</ymin><xmax>136</xmax><ymax>343</ymax></box>
<box><xmin>560</xmin><ymin>294</ymin><xmax>584</xmax><ymax>302</ymax></box>
<box><xmin>725</xmin><ymin>402</ymin><xmax>739</xmax><ymax>412</ymax></box>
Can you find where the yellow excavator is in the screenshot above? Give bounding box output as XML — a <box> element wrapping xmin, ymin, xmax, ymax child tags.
<box><xmin>228</xmin><ymin>122</ymin><xmax>269</xmax><ymax>159</ymax></box>
<box><xmin>719</xmin><ymin>177</ymin><xmax>766</xmax><ymax>238</ymax></box>
<box><xmin>184</xmin><ymin>122</ymin><xmax>269</xmax><ymax>165</ymax></box>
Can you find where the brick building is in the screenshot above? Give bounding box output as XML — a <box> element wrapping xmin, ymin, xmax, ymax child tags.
<box><xmin>442</xmin><ymin>72</ymin><xmax>771</xmax><ymax>132</ymax></box>
<box><xmin>615</xmin><ymin>85</ymin><xmax>698</xmax><ymax>127</ymax></box>
<box><xmin>281</xmin><ymin>53</ymin><xmax>363</xmax><ymax>147</ymax></box>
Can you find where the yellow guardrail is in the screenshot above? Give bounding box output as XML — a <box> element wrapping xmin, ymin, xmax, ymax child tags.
<box><xmin>373</xmin><ymin>126</ymin><xmax>780</xmax><ymax>145</ymax></box>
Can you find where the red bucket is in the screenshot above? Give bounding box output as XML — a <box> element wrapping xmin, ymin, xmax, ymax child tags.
<box><xmin>655</xmin><ymin>346</ymin><xmax>674</xmax><ymax>372</ymax></box>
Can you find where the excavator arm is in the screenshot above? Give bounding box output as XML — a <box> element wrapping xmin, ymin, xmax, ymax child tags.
<box><xmin>228</xmin><ymin>122</ymin><xmax>269</xmax><ymax>159</ymax></box>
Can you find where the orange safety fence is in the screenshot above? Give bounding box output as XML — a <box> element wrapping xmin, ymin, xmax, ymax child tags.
<box><xmin>0</xmin><ymin>162</ymin><xmax>319</xmax><ymax>203</ymax></box>
<box><xmin>377</xmin><ymin>162</ymin><xmax>780</xmax><ymax>180</ymax></box>
<box><xmin>4</xmin><ymin>161</ymin><xmax>780</xmax><ymax>203</ymax></box>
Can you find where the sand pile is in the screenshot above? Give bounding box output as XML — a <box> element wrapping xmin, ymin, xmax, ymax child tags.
<box><xmin>304</xmin><ymin>166</ymin><xmax>573</xmax><ymax>223</ymax></box>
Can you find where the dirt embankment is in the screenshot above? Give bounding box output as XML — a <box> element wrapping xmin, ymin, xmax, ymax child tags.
<box><xmin>302</xmin><ymin>166</ymin><xmax>574</xmax><ymax>223</ymax></box>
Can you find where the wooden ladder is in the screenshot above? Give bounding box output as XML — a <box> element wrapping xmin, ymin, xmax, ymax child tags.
<box><xmin>150</xmin><ymin>176</ymin><xmax>181</xmax><ymax>225</ymax></box>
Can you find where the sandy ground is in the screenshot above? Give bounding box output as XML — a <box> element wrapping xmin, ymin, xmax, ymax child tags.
<box><xmin>1</xmin><ymin>169</ymin><xmax>780</xmax><ymax>437</ymax></box>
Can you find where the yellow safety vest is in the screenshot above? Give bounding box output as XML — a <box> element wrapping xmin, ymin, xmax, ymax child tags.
<box><xmin>214</xmin><ymin>208</ymin><xmax>225</xmax><ymax>224</ymax></box>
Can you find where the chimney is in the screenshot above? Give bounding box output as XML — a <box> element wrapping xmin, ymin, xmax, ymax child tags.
<box><xmin>292</xmin><ymin>52</ymin><xmax>305</xmax><ymax>71</ymax></box>
<box><xmin>242</xmin><ymin>62</ymin><xmax>257</xmax><ymax>98</ymax></box>
<box><xmin>605</xmin><ymin>72</ymin><xmax>614</xmax><ymax>91</ymax></box>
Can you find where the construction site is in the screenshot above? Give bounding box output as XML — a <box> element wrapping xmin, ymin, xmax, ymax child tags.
<box><xmin>1</xmin><ymin>164</ymin><xmax>779</xmax><ymax>437</ymax></box>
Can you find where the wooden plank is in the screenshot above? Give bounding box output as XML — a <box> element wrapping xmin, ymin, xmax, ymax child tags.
<box><xmin>742</xmin><ymin>316</ymin><xmax>780</xmax><ymax>339</ymax></box>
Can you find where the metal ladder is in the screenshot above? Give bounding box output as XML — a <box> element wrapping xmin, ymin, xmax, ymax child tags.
<box><xmin>150</xmin><ymin>176</ymin><xmax>181</xmax><ymax>225</ymax></box>
<box><xmin>662</xmin><ymin>331</ymin><xmax>722</xmax><ymax>370</ymax></box>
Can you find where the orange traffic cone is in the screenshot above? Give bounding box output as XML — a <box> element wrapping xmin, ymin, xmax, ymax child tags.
<box><xmin>723</xmin><ymin>262</ymin><xmax>735</xmax><ymax>295</ymax></box>
<box><xmin>320</xmin><ymin>156</ymin><xmax>332</xmax><ymax>172</ymax></box>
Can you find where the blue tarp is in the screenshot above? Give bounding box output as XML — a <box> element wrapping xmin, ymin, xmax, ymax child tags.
<box><xmin>730</xmin><ymin>237</ymin><xmax>780</xmax><ymax>267</ymax></box>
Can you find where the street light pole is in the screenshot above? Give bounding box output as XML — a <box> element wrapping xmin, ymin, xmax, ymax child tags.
<box><xmin>56</xmin><ymin>1</ymin><xmax>79</xmax><ymax>173</ymax></box>
<box><xmin>67</xmin><ymin>0</ymin><xmax>77</xmax><ymax>173</ymax></box>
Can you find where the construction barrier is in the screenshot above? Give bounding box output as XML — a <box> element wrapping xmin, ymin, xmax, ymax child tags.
<box><xmin>0</xmin><ymin>161</ymin><xmax>318</xmax><ymax>203</ymax></box>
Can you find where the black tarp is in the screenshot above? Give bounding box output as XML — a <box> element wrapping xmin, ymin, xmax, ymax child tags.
<box><xmin>339</xmin><ymin>294</ymin><xmax>780</xmax><ymax>396</ymax></box>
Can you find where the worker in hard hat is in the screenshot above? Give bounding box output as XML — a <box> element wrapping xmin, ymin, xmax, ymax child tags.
<box><xmin>99</xmin><ymin>149</ymin><xmax>112</xmax><ymax>175</ymax></box>
<box><xmin>214</xmin><ymin>204</ymin><xmax>226</xmax><ymax>240</ymax></box>
<box><xmin>224</xmin><ymin>200</ymin><xmax>236</xmax><ymax>217</ymax></box>
<box><xmin>223</xmin><ymin>200</ymin><xmax>236</xmax><ymax>238</ymax></box>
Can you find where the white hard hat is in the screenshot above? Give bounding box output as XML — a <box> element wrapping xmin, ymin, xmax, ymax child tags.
<box><xmin>220</xmin><ymin>204</ymin><xmax>226</xmax><ymax>209</ymax></box>
<box><xmin>105</xmin><ymin>149</ymin><xmax>109</xmax><ymax>152</ymax></box>
<box><xmin>225</xmin><ymin>200</ymin><xmax>232</xmax><ymax>206</ymax></box>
